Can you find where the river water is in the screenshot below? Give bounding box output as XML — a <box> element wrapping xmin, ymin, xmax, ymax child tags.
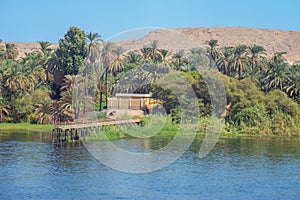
<box><xmin>0</xmin><ymin>131</ymin><xmax>299</xmax><ymax>199</ymax></box>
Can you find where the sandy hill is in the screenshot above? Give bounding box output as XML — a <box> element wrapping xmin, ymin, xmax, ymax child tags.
<box><xmin>3</xmin><ymin>27</ymin><xmax>300</xmax><ymax>63</ymax></box>
<box><xmin>119</xmin><ymin>27</ymin><xmax>300</xmax><ymax>63</ymax></box>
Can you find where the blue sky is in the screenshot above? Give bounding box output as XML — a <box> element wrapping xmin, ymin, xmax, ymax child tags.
<box><xmin>0</xmin><ymin>0</ymin><xmax>299</xmax><ymax>43</ymax></box>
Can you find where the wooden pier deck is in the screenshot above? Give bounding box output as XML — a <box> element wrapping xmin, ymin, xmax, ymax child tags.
<box><xmin>51</xmin><ymin>119</ymin><xmax>141</xmax><ymax>144</ymax></box>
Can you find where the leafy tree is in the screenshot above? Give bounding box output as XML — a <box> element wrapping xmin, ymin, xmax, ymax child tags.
<box><xmin>55</xmin><ymin>26</ymin><xmax>86</xmax><ymax>75</ymax></box>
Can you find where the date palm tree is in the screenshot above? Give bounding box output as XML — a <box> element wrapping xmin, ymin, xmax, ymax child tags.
<box><xmin>126</xmin><ymin>51</ymin><xmax>141</xmax><ymax>63</ymax></box>
<box><xmin>0</xmin><ymin>96</ymin><xmax>9</xmax><ymax>122</ymax></box>
<box><xmin>159</xmin><ymin>49</ymin><xmax>173</xmax><ymax>69</ymax></box>
<box><xmin>148</xmin><ymin>40</ymin><xmax>162</xmax><ymax>62</ymax></box>
<box><xmin>34</xmin><ymin>98</ymin><xmax>53</xmax><ymax>124</ymax></box>
<box><xmin>248</xmin><ymin>44</ymin><xmax>266</xmax><ymax>70</ymax></box>
<box><xmin>86</xmin><ymin>32</ymin><xmax>102</xmax><ymax>63</ymax></box>
<box><xmin>38</xmin><ymin>41</ymin><xmax>52</xmax><ymax>56</ymax></box>
<box><xmin>172</xmin><ymin>50</ymin><xmax>188</xmax><ymax>70</ymax></box>
<box><xmin>3</xmin><ymin>60</ymin><xmax>28</xmax><ymax>94</ymax></box>
<box><xmin>216</xmin><ymin>47</ymin><xmax>233</xmax><ymax>75</ymax></box>
<box><xmin>110</xmin><ymin>46</ymin><xmax>126</xmax><ymax>76</ymax></box>
<box><xmin>100</xmin><ymin>42</ymin><xmax>115</xmax><ymax>107</ymax></box>
<box><xmin>207</xmin><ymin>39</ymin><xmax>221</xmax><ymax>68</ymax></box>
<box><xmin>263</xmin><ymin>62</ymin><xmax>291</xmax><ymax>91</ymax></box>
<box><xmin>286</xmin><ymin>66</ymin><xmax>300</xmax><ymax>104</ymax></box>
<box><xmin>230</xmin><ymin>44</ymin><xmax>249</xmax><ymax>80</ymax></box>
<box><xmin>4</xmin><ymin>43</ymin><xmax>18</xmax><ymax>59</ymax></box>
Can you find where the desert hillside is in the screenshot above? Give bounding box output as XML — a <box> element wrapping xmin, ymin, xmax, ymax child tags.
<box><xmin>3</xmin><ymin>27</ymin><xmax>300</xmax><ymax>63</ymax></box>
<box><xmin>119</xmin><ymin>27</ymin><xmax>300</xmax><ymax>63</ymax></box>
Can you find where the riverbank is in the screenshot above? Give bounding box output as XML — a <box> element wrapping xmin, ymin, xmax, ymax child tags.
<box><xmin>0</xmin><ymin>123</ymin><xmax>54</xmax><ymax>132</ymax></box>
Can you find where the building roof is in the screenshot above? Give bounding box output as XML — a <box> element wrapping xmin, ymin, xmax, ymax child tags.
<box><xmin>115</xmin><ymin>93</ymin><xmax>151</xmax><ymax>98</ymax></box>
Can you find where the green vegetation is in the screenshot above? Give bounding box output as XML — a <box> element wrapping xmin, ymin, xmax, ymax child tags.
<box><xmin>0</xmin><ymin>123</ymin><xmax>53</xmax><ymax>132</ymax></box>
<box><xmin>0</xmin><ymin>28</ymin><xmax>300</xmax><ymax>136</ymax></box>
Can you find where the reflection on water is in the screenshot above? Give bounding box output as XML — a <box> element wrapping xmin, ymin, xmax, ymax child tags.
<box><xmin>0</xmin><ymin>131</ymin><xmax>299</xmax><ymax>199</ymax></box>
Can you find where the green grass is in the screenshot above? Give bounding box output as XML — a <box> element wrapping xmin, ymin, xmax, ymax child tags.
<box><xmin>0</xmin><ymin>123</ymin><xmax>54</xmax><ymax>132</ymax></box>
<box><xmin>84</xmin><ymin>115</ymin><xmax>300</xmax><ymax>141</ymax></box>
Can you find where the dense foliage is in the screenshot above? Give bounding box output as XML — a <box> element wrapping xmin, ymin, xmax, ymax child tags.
<box><xmin>0</xmin><ymin>27</ymin><xmax>299</xmax><ymax>135</ymax></box>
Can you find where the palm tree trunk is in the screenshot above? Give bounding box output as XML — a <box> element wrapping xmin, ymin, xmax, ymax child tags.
<box><xmin>105</xmin><ymin>69</ymin><xmax>108</xmax><ymax>109</ymax></box>
<box><xmin>99</xmin><ymin>91</ymin><xmax>103</xmax><ymax>111</ymax></box>
<box><xmin>297</xmin><ymin>88</ymin><xmax>300</xmax><ymax>105</ymax></box>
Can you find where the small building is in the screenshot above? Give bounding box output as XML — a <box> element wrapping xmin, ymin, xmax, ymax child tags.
<box><xmin>108</xmin><ymin>93</ymin><xmax>152</xmax><ymax>110</ymax></box>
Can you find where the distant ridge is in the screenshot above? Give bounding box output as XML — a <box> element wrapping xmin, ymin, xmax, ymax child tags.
<box><xmin>3</xmin><ymin>27</ymin><xmax>300</xmax><ymax>63</ymax></box>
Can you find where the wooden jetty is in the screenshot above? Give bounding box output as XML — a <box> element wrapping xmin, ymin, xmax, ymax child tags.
<box><xmin>51</xmin><ymin>119</ymin><xmax>141</xmax><ymax>144</ymax></box>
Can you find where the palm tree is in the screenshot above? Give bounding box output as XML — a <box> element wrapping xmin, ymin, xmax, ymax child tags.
<box><xmin>159</xmin><ymin>49</ymin><xmax>173</xmax><ymax>69</ymax></box>
<box><xmin>60</xmin><ymin>75</ymin><xmax>84</xmax><ymax>119</ymax></box>
<box><xmin>245</xmin><ymin>45</ymin><xmax>267</xmax><ymax>84</ymax></box>
<box><xmin>3</xmin><ymin>60</ymin><xmax>28</xmax><ymax>94</ymax></box>
<box><xmin>263</xmin><ymin>62</ymin><xmax>291</xmax><ymax>91</ymax></box>
<box><xmin>34</xmin><ymin>98</ymin><xmax>53</xmax><ymax>124</ymax></box>
<box><xmin>216</xmin><ymin>47</ymin><xmax>233</xmax><ymax>75</ymax></box>
<box><xmin>286</xmin><ymin>65</ymin><xmax>300</xmax><ymax>104</ymax></box>
<box><xmin>126</xmin><ymin>51</ymin><xmax>141</xmax><ymax>64</ymax></box>
<box><xmin>0</xmin><ymin>46</ymin><xmax>5</xmax><ymax>61</ymax></box>
<box><xmin>172</xmin><ymin>50</ymin><xmax>188</xmax><ymax>70</ymax></box>
<box><xmin>38</xmin><ymin>41</ymin><xmax>52</xmax><ymax>56</ymax></box>
<box><xmin>230</xmin><ymin>44</ymin><xmax>249</xmax><ymax>80</ymax></box>
<box><xmin>140</xmin><ymin>46</ymin><xmax>151</xmax><ymax>62</ymax></box>
<box><xmin>0</xmin><ymin>97</ymin><xmax>9</xmax><ymax>122</ymax></box>
<box><xmin>148</xmin><ymin>40</ymin><xmax>162</xmax><ymax>62</ymax></box>
<box><xmin>206</xmin><ymin>39</ymin><xmax>221</xmax><ymax>68</ymax></box>
<box><xmin>270</xmin><ymin>51</ymin><xmax>287</xmax><ymax>65</ymax></box>
<box><xmin>4</xmin><ymin>43</ymin><xmax>18</xmax><ymax>59</ymax></box>
<box><xmin>86</xmin><ymin>32</ymin><xmax>102</xmax><ymax>63</ymax></box>
<box><xmin>100</xmin><ymin>42</ymin><xmax>115</xmax><ymax>107</ymax></box>
<box><xmin>248</xmin><ymin>44</ymin><xmax>266</xmax><ymax>70</ymax></box>
<box><xmin>110</xmin><ymin>46</ymin><xmax>126</xmax><ymax>76</ymax></box>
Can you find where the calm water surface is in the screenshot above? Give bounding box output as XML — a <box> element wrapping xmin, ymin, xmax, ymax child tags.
<box><xmin>0</xmin><ymin>131</ymin><xmax>299</xmax><ymax>200</ymax></box>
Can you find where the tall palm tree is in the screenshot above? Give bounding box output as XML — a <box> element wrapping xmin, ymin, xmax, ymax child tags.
<box><xmin>159</xmin><ymin>49</ymin><xmax>173</xmax><ymax>69</ymax></box>
<box><xmin>140</xmin><ymin>46</ymin><xmax>151</xmax><ymax>62</ymax></box>
<box><xmin>38</xmin><ymin>41</ymin><xmax>52</xmax><ymax>56</ymax></box>
<box><xmin>172</xmin><ymin>50</ymin><xmax>188</xmax><ymax>70</ymax></box>
<box><xmin>4</xmin><ymin>43</ymin><xmax>18</xmax><ymax>59</ymax></box>
<box><xmin>245</xmin><ymin>45</ymin><xmax>267</xmax><ymax>84</ymax></box>
<box><xmin>0</xmin><ymin>46</ymin><xmax>5</xmax><ymax>61</ymax></box>
<box><xmin>126</xmin><ymin>51</ymin><xmax>141</xmax><ymax>64</ymax></box>
<box><xmin>86</xmin><ymin>32</ymin><xmax>102</xmax><ymax>63</ymax></box>
<box><xmin>148</xmin><ymin>40</ymin><xmax>162</xmax><ymax>62</ymax></box>
<box><xmin>230</xmin><ymin>44</ymin><xmax>249</xmax><ymax>80</ymax></box>
<box><xmin>110</xmin><ymin>46</ymin><xmax>126</xmax><ymax>76</ymax></box>
<box><xmin>263</xmin><ymin>62</ymin><xmax>291</xmax><ymax>91</ymax></box>
<box><xmin>60</xmin><ymin>75</ymin><xmax>84</xmax><ymax>119</ymax></box>
<box><xmin>100</xmin><ymin>42</ymin><xmax>115</xmax><ymax>107</ymax></box>
<box><xmin>270</xmin><ymin>51</ymin><xmax>287</xmax><ymax>65</ymax></box>
<box><xmin>207</xmin><ymin>39</ymin><xmax>221</xmax><ymax>68</ymax></box>
<box><xmin>248</xmin><ymin>44</ymin><xmax>266</xmax><ymax>70</ymax></box>
<box><xmin>216</xmin><ymin>47</ymin><xmax>233</xmax><ymax>75</ymax></box>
